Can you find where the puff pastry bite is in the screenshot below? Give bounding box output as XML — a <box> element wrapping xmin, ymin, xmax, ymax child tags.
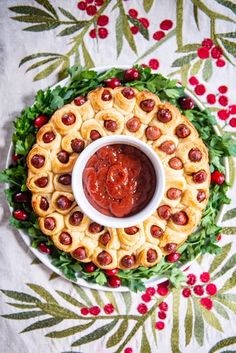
<box><xmin>27</xmin><ymin>86</ymin><xmax>210</xmax><ymax>270</ymax></box>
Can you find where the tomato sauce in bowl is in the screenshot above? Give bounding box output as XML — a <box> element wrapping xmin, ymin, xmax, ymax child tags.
<box><xmin>82</xmin><ymin>144</ymin><xmax>156</xmax><ymax>217</ymax></box>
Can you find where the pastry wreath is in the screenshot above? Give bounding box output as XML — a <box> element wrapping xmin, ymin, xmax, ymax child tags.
<box><xmin>26</xmin><ymin>86</ymin><xmax>210</xmax><ymax>270</ymax></box>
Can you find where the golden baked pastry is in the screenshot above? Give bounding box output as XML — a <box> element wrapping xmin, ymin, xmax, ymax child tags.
<box><xmin>27</xmin><ymin>87</ymin><xmax>210</xmax><ymax>270</ymax></box>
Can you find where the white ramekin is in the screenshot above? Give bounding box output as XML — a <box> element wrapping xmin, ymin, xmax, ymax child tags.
<box><xmin>72</xmin><ymin>135</ymin><xmax>165</xmax><ymax>228</ymax></box>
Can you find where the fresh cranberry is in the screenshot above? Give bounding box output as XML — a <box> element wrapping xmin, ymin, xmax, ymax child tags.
<box><xmin>211</xmin><ymin>170</ymin><xmax>225</xmax><ymax>185</ymax></box>
<box><xmin>202</xmin><ymin>38</ymin><xmax>213</xmax><ymax>49</ymax></box>
<box><xmin>104</xmin><ymin>77</ymin><xmax>121</xmax><ymax>88</ymax></box>
<box><xmin>218</xmin><ymin>85</ymin><xmax>228</xmax><ymax>94</ymax></box>
<box><xmin>124</xmin><ymin>68</ymin><xmax>140</xmax><ymax>81</ymax></box>
<box><xmin>137</xmin><ymin>303</ymin><xmax>148</xmax><ymax>315</ymax></box>
<box><xmin>206</xmin><ymin>283</ymin><xmax>217</xmax><ymax>296</ymax></box>
<box><xmin>155</xmin><ymin>321</ymin><xmax>165</xmax><ymax>330</ymax></box>
<box><xmin>86</xmin><ymin>5</ymin><xmax>97</xmax><ymax>16</ymax></box>
<box><xmin>38</xmin><ymin>243</ymin><xmax>51</xmax><ymax>254</ymax></box>
<box><xmin>189</xmin><ymin>76</ymin><xmax>199</xmax><ymax>85</ymax></box>
<box><xmin>182</xmin><ymin>288</ymin><xmax>191</xmax><ymax>298</ymax></box>
<box><xmin>149</xmin><ymin>58</ymin><xmax>159</xmax><ymax>70</ymax></box>
<box><xmin>197</xmin><ymin>47</ymin><xmax>210</xmax><ymax>59</ymax></box>
<box><xmin>153</xmin><ymin>30</ymin><xmax>165</xmax><ymax>41</ymax></box>
<box><xmin>124</xmin><ymin>348</ymin><xmax>133</xmax><ymax>353</ymax></box>
<box><xmin>97</xmin><ymin>15</ymin><xmax>109</xmax><ymax>26</ymax></box>
<box><xmin>216</xmin><ymin>59</ymin><xmax>225</xmax><ymax>67</ymax></box>
<box><xmin>216</xmin><ymin>234</ymin><xmax>222</xmax><ymax>241</ymax></box>
<box><xmin>211</xmin><ymin>46</ymin><xmax>222</xmax><ymax>59</ymax></box>
<box><xmin>98</xmin><ymin>27</ymin><xmax>108</xmax><ymax>39</ymax></box>
<box><xmin>89</xmin><ymin>28</ymin><xmax>96</xmax><ymax>38</ymax></box>
<box><xmin>130</xmin><ymin>26</ymin><xmax>139</xmax><ymax>34</ymax></box>
<box><xmin>80</xmin><ymin>307</ymin><xmax>89</xmax><ymax>315</ymax></box>
<box><xmin>12</xmin><ymin>153</ymin><xmax>20</xmax><ymax>162</ymax></box>
<box><xmin>89</xmin><ymin>306</ymin><xmax>101</xmax><ymax>316</ymax></box>
<box><xmin>105</xmin><ymin>268</ymin><xmax>119</xmax><ymax>276</ymax></box>
<box><xmin>193</xmin><ymin>285</ymin><xmax>204</xmax><ymax>296</ymax></box>
<box><xmin>34</xmin><ymin>114</ymin><xmax>48</xmax><ymax>128</ymax></box>
<box><xmin>108</xmin><ymin>275</ymin><xmax>121</xmax><ymax>288</ymax></box>
<box><xmin>200</xmin><ymin>272</ymin><xmax>210</xmax><ymax>283</ymax></box>
<box><xmin>13</xmin><ymin>210</ymin><xmax>28</xmax><ymax>221</ymax></box>
<box><xmin>141</xmin><ymin>293</ymin><xmax>152</xmax><ymax>303</ymax></box>
<box><xmin>166</xmin><ymin>252</ymin><xmax>181</xmax><ymax>263</ymax></box>
<box><xmin>194</xmin><ymin>84</ymin><xmax>206</xmax><ymax>96</ymax></box>
<box><xmin>146</xmin><ymin>287</ymin><xmax>156</xmax><ymax>296</ymax></box>
<box><xmin>84</xmin><ymin>262</ymin><xmax>97</xmax><ymax>273</ymax></box>
<box><xmin>14</xmin><ymin>192</ymin><xmax>31</xmax><ymax>203</ymax></box>
<box><xmin>186</xmin><ymin>273</ymin><xmax>197</xmax><ymax>286</ymax></box>
<box><xmin>74</xmin><ymin>96</ymin><xmax>86</xmax><ymax>106</ymax></box>
<box><xmin>157</xmin><ymin>285</ymin><xmax>169</xmax><ymax>296</ymax></box>
<box><xmin>160</xmin><ymin>19</ymin><xmax>173</xmax><ymax>30</ymax></box>
<box><xmin>229</xmin><ymin>105</ymin><xmax>236</xmax><ymax>114</ymax></box>
<box><xmin>218</xmin><ymin>95</ymin><xmax>228</xmax><ymax>107</ymax></box>
<box><xmin>207</xmin><ymin>94</ymin><xmax>216</xmax><ymax>104</ymax></box>
<box><xmin>179</xmin><ymin>97</ymin><xmax>194</xmax><ymax>110</ymax></box>
<box><xmin>77</xmin><ymin>1</ymin><xmax>86</xmax><ymax>10</ymax></box>
<box><xmin>158</xmin><ymin>311</ymin><xmax>166</xmax><ymax>319</ymax></box>
<box><xmin>218</xmin><ymin>109</ymin><xmax>230</xmax><ymax>120</ymax></box>
<box><xmin>128</xmin><ymin>8</ymin><xmax>138</xmax><ymax>18</ymax></box>
<box><xmin>200</xmin><ymin>297</ymin><xmax>213</xmax><ymax>310</ymax></box>
<box><xmin>229</xmin><ymin>118</ymin><xmax>236</xmax><ymax>127</ymax></box>
<box><xmin>158</xmin><ymin>301</ymin><xmax>168</xmax><ymax>311</ymax></box>
<box><xmin>104</xmin><ymin>303</ymin><xmax>115</xmax><ymax>314</ymax></box>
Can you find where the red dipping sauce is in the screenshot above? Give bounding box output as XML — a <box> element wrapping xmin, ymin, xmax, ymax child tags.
<box><xmin>82</xmin><ymin>144</ymin><xmax>156</xmax><ymax>217</ymax></box>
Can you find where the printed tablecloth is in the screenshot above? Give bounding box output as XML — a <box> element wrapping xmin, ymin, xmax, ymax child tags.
<box><xmin>0</xmin><ymin>1</ymin><xmax>236</xmax><ymax>352</ymax></box>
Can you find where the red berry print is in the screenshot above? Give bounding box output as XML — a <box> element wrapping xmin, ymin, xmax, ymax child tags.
<box><xmin>206</xmin><ymin>283</ymin><xmax>217</xmax><ymax>296</ymax></box>
<box><xmin>130</xmin><ymin>26</ymin><xmax>139</xmax><ymax>35</ymax></box>
<box><xmin>128</xmin><ymin>8</ymin><xmax>138</xmax><ymax>18</ymax></box>
<box><xmin>141</xmin><ymin>293</ymin><xmax>152</xmax><ymax>302</ymax></box>
<box><xmin>207</xmin><ymin>94</ymin><xmax>216</xmax><ymax>104</ymax></box>
<box><xmin>155</xmin><ymin>321</ymin><xmax>165</xmax><ymax>330</ymax></box>
<box><xmin>219</xmin><ymin>95</ymin><xmax>228</xmax><ymax>107</ymax></box>
<box><xmin>137</xmin><ymin>303</ymin><xmax>148</xmax><ymax>315</ymax></box>
<box><xmin>149</xmin><ymin>58</ymin><xmax>160</xmax><ymax>70</ymax></box>
<box><xmin>211</xmin><ymin>46</ymin><xmax>222</xmax><ymax>59</ymax></box>
<box><xmin>182</xmin><ymin>288</ymin><xmax>191</xmax><ymax>298</ymax></box>
<box><xmin>139</xmin><ymin>17</ymin><xmax>149</xmax><ymax>28</ymax></box>
<box><xmin>193</xmin><ymin>285</ymin><xmax>204</xmax><ymax>296</ymax></box>
<box><xmin>95</xmin><ymin>0</ymin><xmax>104</xmax><ymax>5</ymax></box>
<box><xmin>187</xmin><ymin>273</ymin><xmax>197</xmax><ymax>286</ymax></box>
<box><xmin>38</xmin><ymin>243</ymin><xmax>51</xmax><ymax>254</ymax></box>
<box><xmin>80</xmin><ymin>307</ymin><xmax>89</xmax><ymax>315</ymax></box>
<box><xmin>77</xmin><ymin>1</ymin><xmax>86</xmax><ymax>10</ymax></box>
<box><xmin>216</xmin><ymin>59</ymin><xmax>226</xmax><ymax>67</ymax></box>
<box><xmin>89</xmin><ymin>306</ymin><xmax>101</xmax><ymax>316</ymax></box>
<box><xmin>218</xmin><ymin>85</ymin><xmax>228</xmax><ymax>94</ymax></box>
<box><xmin>146</xmin><ymin>287</ymin><xmax>156</xmax><ymax>296</ymax></box>
<box><xmin>97</xmin><ymin>15</ymin><xmax>109</xmax><ymax>26</ymax></box>
<box><xmin>160</xmin><ymin>19</ymin><xmax>173</xmax><ymax>30</ymax></box>
<box><xmin>124</xmin><ymin>348</ymin><xmax>133</xmax><ymax>353</ymax></box>
<box><xmin>229</xmin><ymin>105</ymin><xmax>236</xmax><ymax>114</ymax></box>
<box><xmin>202</xmin><ymin>38</ymin><xmax>213</xmax><ymax>49</ymax></box>
<box><xmin>218</xmin><ymin>109</ymin><xmax>230</xmax><ymax>120</ymax></box>
<box><xmin>86</xmin><ymin>5</ymin><xmax>97</xmax><ymax>16</ymax></box>
<box><xmin>157</xmin><ymin>284</ymin><xmax>169</xmax><ymax>296</ymax></box>
<box><xmin>229</xmin><ymin>117</ymin><xmax>236</xmax><ymax>127</ymax></box>
<box><xmin>158</xmin><ymin>311</ymin><xmax>166</xmax><ymax>319</ymax></box>
<box><xmin>158</xmin><ymin>301</ymin><xmax>168</xmax><ymax>311</ymax></box>
<box><xmin>104</xmin><ymin>303</ymin><xmax>115</xmax><ymax>314</ymax></box>
<box><xmin>211</xmin><ymin>170</ymin><xmax>225</xmax><ymax>185</ymax></box>
<box><xmin>200</xmin><ymin>297</ymin><xmax>213</xmax><ymax>310</ymax></box>
<box><xmin>85</xmin><ymin>0</ymin><xmax>93</xmax><ymax>3</ymax></box>
<box><xmin>98</xmin><ymin>27</ymin><xmax>108</xmax><ymax>39</ymax></box>
<box><xmin>194</xmin><ymin>84</ymin><xmax>206</xmax><ymax>96</ymax></box>
<box><xmin>200</xmin><ymin>272</ymin><xmax>210</xmax><ymax>283</ymax></box>
<box><xmin>153</xmin><ymin>31</ymin><xmax>165</xmax><ymax>41</ymax></box>
<box><xmin>197</xmin><ymin>47</ymin><xmax>210</xmax><ymax>59</ymax></box>
<box><xmin>89</xmin><ymin>28</ymin><xmax>96</xmax><ymax>38</ymax></box>
<box><xmin>189</xmin><ymin>76</ymin><xmax>199</xmax><ymax>85</ymax></box>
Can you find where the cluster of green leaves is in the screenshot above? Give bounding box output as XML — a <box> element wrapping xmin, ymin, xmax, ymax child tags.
<box><xmin>1</xmin><ymin>65</ymin><xmax>236</xmax><ymax>291</ymax></box>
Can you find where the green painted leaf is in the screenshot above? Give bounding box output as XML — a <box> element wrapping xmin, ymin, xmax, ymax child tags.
<box><xmin>1</xmin><ymin>290</ymin><xmax>40</xmax><ymax>303</ymax></box>
<box><xmin>37</xmin><ymin>303</ymin><xmax>80</xmax><ymax>319</ymax></box>
<box><xmin>82</xmin><ymin>41</ymin><xmax>94</xmax><ymax>68</ymax></box>
<box><xmin>150</xmin><ymin>310</ymin><xmax>157</xmax><ymax>346</ymax></box>
<box><xmin>47</xmin><ymin>321</ymin><xmax>94</xmax><ymax>338</ymax></box>
<box><xmin>143</xmin><ymin>0</ymin><xmax>154</xmax><ymax>12</ymax></box>
<box><xmin>214</xmin><ymin>296</ymin><xmax>236</xmax><ymax>314</ymax></box>
<box><xmin>21</xmin><ymin>317</ymin><xmax>62</xmax><ymax>333</ymax></box>
<box><xmin>34</xmin><ymin>0</ymin><xmax>58</xmax><ymax>18</ymax></box>
<box><xmin>176</xmin><ymin>0</ymin><xmax>183</xmax><ymax>48</ymax></box>
<box><xmin>202</xmin><ymin>58</ymin><xmax>213</xmax><ymax>82</ymax></box>
<box><xmin>214</xmin><ymin>0</ymin><xmax>236</xmax><ymax>15</ymax></box>
<box><xmin>2</xmin><ymin>311</ymin><xmax>45</xmax><ymax>320</ymax></box>
<box><xmin>90</xmin><ymin>289</ymin><xmax>105</xmax><ymax>308</ymax></box>
<box><xmin>33</xmin><ymin>60</ymin><xmax>62</xmax><ymax>81</ymax></box>
<box><xmin>190</xmin><ymin>59</ymin><xmax>203</xmax><ymax>75</ymax></box>
<box><xmin>58</xmin><ymin>7</ymin><xmax>77</xmax><ymax>21</ymax></box>
<box><xmin>19</xmin><ymin>52</ymin><xmax>61</xmax><ymax>66</ymax></box>
<box><xmin>121</xmin><ymin>292</ymin><xmax>132</xmax><ymax>314</ymax></box>
<box><xmin>228</xmin><ymin>156</ymin><xmax>235</xmax><ymax>185</ymax></box>
<box><xmin>218</xmin><ymin>32</ymin><xmax>236</xmax><ymax>38</ymax></box>
<box><xmin>56</xmin><ymin>290</ymin><xmax>84</xmax><ymax>308</ymax></box>
<box><xmin>212</xmin><ymin>253</ymin><xmax>236</xmax><ymax>280</ymax></box>
<box><xmin>220</xmin><ymin>293</ymin><xmax>236</xmax><ymax>302</ymax></box>
<box><xmin>209</xmin><ymin>337</ymin><xmax>236</xmax><ymax>353</ymax></box>
<box><xmin>200</xmin><ymin>304</ymin><xmax>223</xmax><ymax>332</ymax></box>
<box><xmin>127</xmin><ymin>16</ymin><xmax>149</xmax><ymax>40</ymax></box>
<box><xmin>181</xmin><ymin>63</ymin><xmax>190</xmax><ymax>86</ymax></box>
<box><xmin>193</xmin><ymin>298</ymin><xmax>204</xmax><ymax>346</ymax></box>
<box><xmin>9</xmin><ymin>5</ymin><xmax>55</xmax><ymax>18</ymax></box>
<box><xmin>10</xmin><ymin>15</ymin><xmax>56</xmax><ymax>24</ymax></box>
<box><xmin>218</xmin><ymin>270</ymin><xmax>236</xmax><ymax>293</ymax></box>
<box><xmin>115</xmin><ymin>15</ymin><xmax>123</xmax><ymax>58</ymax></box>
<box><xmin>209</xmin><ymin>242</ymin><xmax>232</xmax><ymax>274</ymax></box>
<box><xmin>58</xmin><ymin>23</ymin><xmax>87</xmax><ymax>36</ymax></box>
<box><xmin>213</xmin><ymin>301</ymin><xmax>229</xmax><ymax>320</ymax></box>
<box><xmin>71</xmin><ymin>319</ymin><xmax>119</xmax><ymax>346</ymax></box>
<box><xmin>193</xmin><ymin>4</ymin><xmax>200</xmax><ymax>30</ymax></box>
<box><xmin>222</xmin><ymin>208</ymin><xmax>236</xmax><ymax>222</ymax></box>
<box><xmin>171</xmin><ymin>289</ymin><xmax>181</xmax><ymax>353</ymax></box>
<box><xmin>176</xmin><ymin>44</ymin><xmax>201</xmax><ymax>53</ymax></box>
<box><xmin>140</xmin><ymin>329</ymin><xmax>151</xmax><ymax>353</ymax></box>
<box><xmin>185</xmin><ymin>299</ymin><xmax>193</xmax><ymax>346</ymax></box>
<box><xmin>123</xmin><ymin>20</ymin><xmax>137</xmax><ymax>55</ymax></box>
<box><xmin>172</xmin><ymin>53</ymin><xmax>197</xmax><ymax>67</ymax></box>
<box><xmin>191</xmin><ymin>0</ymin><xmax>236</xmax><ymax>23</ymax></box>
<box><xmin>27</xmin><ymin>283</ymin><xmax>58</xmax><ymax>304</ymax></box>
<box><xmin>74</xmin><ymin>285</ymin><xmax>93</xmax><ymax>307</ymax></box>
<box><xmin>7</xmin><ymin>303</ymin><xmax>36</xmax><ymax>309</ymax></box>
<box><xmin>104</xmin><ymin>292</ymin><xmax>118</xmax><ymax>312</ymax></box>
<box><xmin>26</xmin><ymin>57</ymin><xmax>58</xmax><ymax>72</ymax></box>
<box><xmin>221</xmin><ymin>38</ymin><xmax>236</xmax><ymax>58</ymax></box>
<box><xmin>23</xmin><ymin>23</ymin><xmax>58</xmax><ymax>31</ymax></box>
<box><xmin>106</xmin><ymin>319</ymin><xmax>128</xmax><ymax>348</ymax></box>
<box><xmin>221</xmin><ymin>227</ymin><xmax>236</xmax><ymax>235</ymax></box>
